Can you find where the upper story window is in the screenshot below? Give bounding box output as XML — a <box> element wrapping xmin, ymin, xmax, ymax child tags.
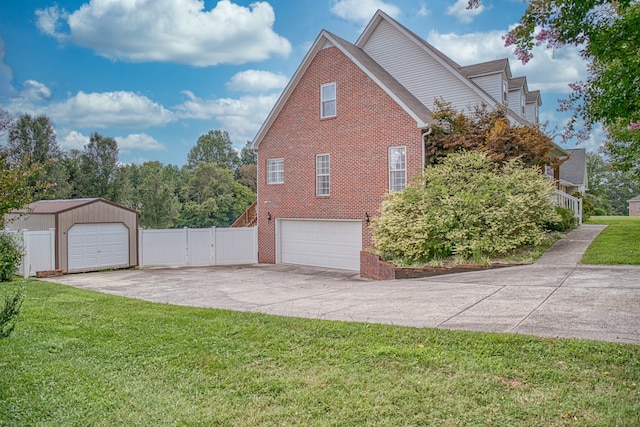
<box><xmin>266</xmin><ymin>158</ymin><xmax>284</xmax><ymax>184</ymax></box>
<box><xmin>389</xmin><ymin>146</ymin><xmax>406</xmax><ymax>192</ymax></box>
<box><xmin>316</xmin><ymin>154</ymin><xmax>330</xmax><ymax>196</ymax></box>
<box><xmin>321</xmin><ymin>82</ymin><xmax>336</xmax><ymax>118</ymax></box>
<box><xmin>502</xmin><ymin>80</ymin><xmax>508</xmax><ymax>104</ymax></box>
<box><xmin>521</xmin><ymin>96</ymin><xmax>526</xmax><ymax>115</ymax></box>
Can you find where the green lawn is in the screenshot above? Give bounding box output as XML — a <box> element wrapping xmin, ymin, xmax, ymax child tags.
<box><xmin>1</xmin><ymin>279</ymin><xmax>638</xmax><ymax>426</ymax></box>
<box><xmin>583</xmin><ymin>216</ymin><xmax>640</xmax><ymax>265</ymax></box>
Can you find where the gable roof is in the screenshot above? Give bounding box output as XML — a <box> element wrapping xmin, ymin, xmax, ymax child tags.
<box><xmin>251</xmin><ymin>30</ymin><xmax>433</xmax><ymax>149</ymax></box>
<box><xmin>629</xmin><ymin>195</ymin><xmax>640</xmax><ymax>202</ymax></box>
<box><xmin>459</xmin><ymin>58</ymin><xmax>511</xmax><ymax>79</ymax></box>
<box><xmin>559</xmin><ymin>148</ymin><xmax>587</xmax><ymax>187</ymax></box>
<box><xmin>12</xmin><ymin>198</ymin><xmax>138</xmax><ymax>215</ymax></box>
<box><xmin>526</xmin><ymin>90</ymin><xmax>542</xmax><ymax>106</ymax></box>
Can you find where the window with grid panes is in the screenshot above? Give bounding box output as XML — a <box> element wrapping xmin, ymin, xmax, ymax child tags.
<box><xmin>316</xmin><ymin>154</ymin><xmax>330</xmax><ymax>196</ymax></box>
<box><xmin>388</xmin><ymin>146</ymin><xmax>406</xmax><ymax>192</ymax></box>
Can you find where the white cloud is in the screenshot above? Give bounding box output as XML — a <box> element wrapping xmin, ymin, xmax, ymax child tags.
<box><xmin>426</xmin><ymin>30</ymin><xmax>587</xmax><ymax>94</ymax></box>
<box><xmin>330</xmin><ymin>0</ymin><xmax>401</xmax><ymax>25</ymax></box>
<box><xmin>59</xmin><ymin>130</ymin><xmax>165</xmax><ymax>152</ymax></box>
<box><xmin>175</xmin><ymin>90</ymin><xmax>279</xmax><ymax>143</ymax></box>
<box><xmin>417</xmin><ymin>2</ymin><xmax>430</xmax><ymax>17</ymax></box>
<box><xmin>0</xmin><ymin>38</ymin><xmax>16</xmax><ymax>99</ymax></box>
<box><xmin>35</xmin><ymin>0</ymin><xmax>291</xmax><ymax>66</ymax></box>
<box><xmin>446</xmin><ymin>0</ymin><xmax>484</xmax><ymax>24</ymax></box>
<box><xmin>227</xmin><ymin>70</ymin><xmax>289</xmax><ymax>93</ymax></box>
<box><xmin>59</xmin><ymin>130</ymin><xmax>90</xmax><ymax>150</ymax></box>
<box><xmin>47</xmin><ymin>91</ymin><xmax>176</xmax><ymax>129</ymax></box>
<box><xmin>115</xmin><ymin>133</ymin><xmax>165</xmax><ymax>151</ymax></box>
<box><xmin>20</xmin><ymin>80</ymin><xmax>52</xmax><ymax>101</ymax></box>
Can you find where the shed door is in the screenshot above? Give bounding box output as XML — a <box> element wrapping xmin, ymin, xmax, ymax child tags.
<box><xmin>279</xmin><ymin>220</ymin><xmax>362</xmax><ymax>270</ymax></box>
<box><xmin>68</xmin><ymin>223</ymin><xmax>129</xmax><ymax>272</ymax></box>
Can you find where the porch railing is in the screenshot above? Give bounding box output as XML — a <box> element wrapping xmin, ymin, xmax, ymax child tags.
<box><xmin>553</xmin><ymin>190</ymin><xmax>582</xmax><ymax>225</ymax></box>
<box><xmin>230</xmin><ymin>201</ymin><xmax>257</xmax><ymax>227</ymax></box>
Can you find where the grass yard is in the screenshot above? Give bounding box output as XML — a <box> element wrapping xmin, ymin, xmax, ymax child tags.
<box><xmin>583</xmin><ymin>216</ymin><xmax>640</xmax><ymax>265</ymax></box>
<box><xmin>1</xmin><ymin>279</ymin><xmax>638</xmax><ymax>426</ymax></box>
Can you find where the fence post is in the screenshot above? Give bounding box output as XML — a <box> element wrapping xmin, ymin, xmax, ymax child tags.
<box><xmin>49</xmin><ymin>228</ymin><xmax>56</xmax><ymax>271</ymax></box>
<box><xmin>138</xmin><ymin>228</ymin><xmax>144</xmax><ymax>268</ymax></box>
<box><xmin>211</xmin><ymin>227</ymin><xmax>216</xmax><ymax>266</ymax></box>
<box><xmin>21</xmin><ymin>229</ymin><xmax>29</xmax><ymax>278</ymax></box>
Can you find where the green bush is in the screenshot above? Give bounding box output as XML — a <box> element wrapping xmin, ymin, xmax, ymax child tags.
<box><xmin>372</xmin><ymin>151</ymin><xmax>560</xmax><ymax>264</ymax></box>
<box><xmin>545</xmin><ymin>207</ymin><xmax>578</xmax><ymax>232</ymax></box>
<box><xmin>0</xmin><ymin>285</ymin><xmax>25</xmax><ymax>338</ymax></box>
<box><xmin>0</xmin><ymin>232</ymin><xmax>23</xmax><ymax>282</ymax></box>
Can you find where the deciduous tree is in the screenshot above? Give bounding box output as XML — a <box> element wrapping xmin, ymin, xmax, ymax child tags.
<box><xmin>187</xmin><ymin>130</ymin><xmax>240</xmax><ymax>170</ymax></box>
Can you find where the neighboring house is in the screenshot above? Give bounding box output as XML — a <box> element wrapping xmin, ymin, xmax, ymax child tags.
<box><xmin>629</xmin><ymin>195</ymin><xmax>640</xmax><ymax>217</ymax></box>
<box><xmin>5</xmin><ymin>198</ymin><xmax>139</xmax><ymax>273</ymax></box>
<box><xmin>546</xmin><ymin>148</ymin><xmax>588</xmax><ymax>195</ymax></box>
<box><xmin>250</xmin><ymin>10</ymin><xmax>568</xmax><ymax>271</ymax></box>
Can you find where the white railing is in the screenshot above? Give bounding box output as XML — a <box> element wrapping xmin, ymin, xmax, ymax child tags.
<box><xmin>553</xmin><ymin>190</ymin><xmax>583</xmax><ymax>225</ymax></box>
<box><xmin>138</xmin><ymin>226</ymin><xmax>258</xmax><ymax>268</ymax></box>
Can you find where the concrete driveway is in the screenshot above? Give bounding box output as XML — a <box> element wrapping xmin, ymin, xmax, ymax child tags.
<box><xmin>43</xmin><ymin>225</ymin><xmax>640</xmax><ymax>344</ymax></box>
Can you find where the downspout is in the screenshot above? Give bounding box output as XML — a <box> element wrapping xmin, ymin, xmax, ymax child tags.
<box><xmin>421</xmin><ymin>125</ymin><xmax>433</xmax><ymax>171</ymax></box>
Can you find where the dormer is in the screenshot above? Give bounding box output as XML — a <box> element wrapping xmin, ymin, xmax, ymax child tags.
<box><xmin>460</xmin><ymin>58</ymin><xmax>511</xmax><ymax>108</ymax></box>
<box><xmin>508</xmin><ymin>77</ymin><xmax>528</xmax><ymax>120</ymax></box>
<box><xmin>526</xmin><ymin>90</ymin><xmax>541</xmax><ymax>124</ymax></box>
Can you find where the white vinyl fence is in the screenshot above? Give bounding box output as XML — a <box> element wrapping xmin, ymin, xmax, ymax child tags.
<box><xmin>138</xmin><ymin>227</ymin><xmax>257</xmax><ymax>268</ymax></box>
<box><xmin>7</xmin><ymin>229</ymin><xmax>56</xmax><ymax>278</ymax></box>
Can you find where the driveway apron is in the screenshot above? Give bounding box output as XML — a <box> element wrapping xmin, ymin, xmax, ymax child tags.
<box><xmin>43</xmin><ymin>224</ymin><xmax>640</xmax><ymax>344</ymax></box>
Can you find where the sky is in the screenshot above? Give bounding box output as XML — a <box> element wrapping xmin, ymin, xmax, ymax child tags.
<box><xmin>0</xmin><ymin>0</ymin><xmax>599</xmax><ymax>166</ymax></box>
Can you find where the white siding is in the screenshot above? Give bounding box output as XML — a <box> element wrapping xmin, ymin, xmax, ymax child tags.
<box><xmin>361</xmin><ymin>20</ymin><xmax>485</xmax><ymax>112</ymax></box>
<box><xmin>508</xmin><ymin>89</ymin><xmax>526</xmax><ymax>120</ymax></box>
<box><xmin>525</xmin><ymin>103</ymin><xmax>538</xmax><ymax>124</ymax></box>
<box><xmin>469</xmin><ymin>74</ymin><xmax>503</xmax><ymax>106</ymax></box>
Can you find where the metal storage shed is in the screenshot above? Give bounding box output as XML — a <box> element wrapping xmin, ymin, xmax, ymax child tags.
<box><xmin>5</xmin><ymin>198</ymin><xmax>139</xmax><ymax>273</ymax></box>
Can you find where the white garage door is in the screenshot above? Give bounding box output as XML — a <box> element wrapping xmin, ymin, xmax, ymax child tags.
<box><xmin>68</xmin><ymin>223</ymin><xmax>129</xmax><ymax>272</ymax></box>
<box><xmin>279</xmin><ymin>220</ymin><xmax>362</xmax><ymax>270</ymax></box>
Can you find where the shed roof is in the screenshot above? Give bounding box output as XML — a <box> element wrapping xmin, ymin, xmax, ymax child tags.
<box><xmin>13</xmin><ymin>198</ymin><xmax>138</xmax><ymax>215</ymax></box>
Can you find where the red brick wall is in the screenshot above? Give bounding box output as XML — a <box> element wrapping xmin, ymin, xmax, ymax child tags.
<box><xmin>256</xmin><ymin>46</ymin><xmax>423</xmax><ymax>263</ymax></box>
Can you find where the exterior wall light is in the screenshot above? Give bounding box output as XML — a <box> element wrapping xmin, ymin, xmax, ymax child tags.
<box><xmin>266</xmin><ymin>212</ymin><xmax>272</xmax><ymax>221</ymax></box>
<box><xmin>364</xmin><ymin>213</ymin><xmax>370</xmax><ymax>224</ymax></box>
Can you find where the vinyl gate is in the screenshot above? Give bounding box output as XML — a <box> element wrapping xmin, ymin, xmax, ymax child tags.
<box><xmin>138</xmin><ymin>227</ymin><xmax>257</xmax><ymax>268</ymax></box>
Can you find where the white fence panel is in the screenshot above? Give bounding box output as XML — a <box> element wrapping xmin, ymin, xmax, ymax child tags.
<box><xmin>215</xmin><ymin>227</ymin><xmax>258</xmax><ymax>265</ymax></box>
<box><xmin>139</xmin><ymin>228</ymin><xmax>188</xmax><ymax>267</ymax></box>
<box><xmin>138</xmin><ymin>227</ymin><xmax>257</xmax><ymax>268</ymax></box>
<box><xmin>9</xmin><ymin>229</ymin><xmax>56</xmax><ymax>278</ymax></box>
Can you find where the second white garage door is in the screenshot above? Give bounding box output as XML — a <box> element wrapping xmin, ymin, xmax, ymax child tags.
<box><xmin>68</xmin><ymin>223</ymin><xmax>129</xmax><ymax>272</ymax></box>
<box><xmin>279</xmin><ymin>219</ymin><xmax>362</xmax><ymax>270</ymax></box>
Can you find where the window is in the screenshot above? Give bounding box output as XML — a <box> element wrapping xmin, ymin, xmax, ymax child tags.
<box><xmin>266</xmin><ymin>158</ymin><xmax>284</xmax><ymax>184</ymax></box>
<box><xmin>521</xmin><ymin>96</ymin><xmax>526</xmax><ymax>115</ymax></box>
<box><xmin>389</xmin><ymin>146</ymin><xmax>406</xmax><ymax>192</ymax></box>
<box><xmin>636</xmin><ymin>202</ymin><xmax>640</xmax><ymax>212</ymax></box>
<box><xmin>535</xmin><ymin>107</ymin><xmax>539</xmax><ymax>123</ymax></box>
<box><xmin>316</xmin><ymin>154</ymin><xmax>330</xmax><ymax>196</ymax></box>
<box><xmin>321</xmin><ymin>82</ymin><xmax>336</xmax><ymax>118</ymax></box>
<box><xmin>502</xmin><ymin>80</ymin><xmax>508</xmax><ymax>103</ymax></box>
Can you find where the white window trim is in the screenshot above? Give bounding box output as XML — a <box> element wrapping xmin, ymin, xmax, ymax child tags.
<box><xmin>521</xmin><ymin>96</ymin><xmax>526</xmax><ymax>115</ymax></box>
<box><xmin>388</xmin><ymin>146</ymin><xmax>407</xmax><ymax>193</ymax></box>
<box><xmin>320</xmin><ymin>82</ymin><xmax>336</xmax><ymax>118</ymax></box>
<box><xmin>636</xmin><ymin>202</ymin><xmax>640</xmax><ymax>212</ymax></box>
<box><xmin>266</xmin><ymin>158</ymin><xmax>284</xmax><ymax>184</ymax></box>
<box><xmin>316</xmin><ymin>153</ymin><xmax>330</xmax><ymax>196</ymax></box>
<box><xmin>502</xmin><ymin>80</ymin><xmax>508</xmax><ymax>104</ymax></box>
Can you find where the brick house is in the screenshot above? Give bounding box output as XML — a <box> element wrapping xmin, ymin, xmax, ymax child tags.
<box><xmin>249</xmin><ymin>10</ymin><xmax>568</xmax><ymax>271</ymax></box>
<box><xmin>629</xmin><ymin>195</ymin><xmax>640</xmax><ymax>217</ymax></box>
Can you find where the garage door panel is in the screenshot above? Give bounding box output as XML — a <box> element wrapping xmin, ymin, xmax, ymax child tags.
<box><xmin>279</xmin><ymin>220</ymin><xmax>361</xmax><ymax>270</ymax></box>
<box><xmin>68</xmin><ymin>223</ymin><xmax>129</xmax><ymax>271</ymax></box>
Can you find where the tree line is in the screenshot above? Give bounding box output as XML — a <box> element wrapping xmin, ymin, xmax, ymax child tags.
<box><xmin>1</xmin><ymin>107</ymin><xmax>256</xmax><ymax>229</ymax></box>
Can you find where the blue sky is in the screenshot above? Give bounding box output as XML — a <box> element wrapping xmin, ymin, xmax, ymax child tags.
<box><xmin>0</xmin><ymin>0</ymin><xmax>596</xmax><ymax>166</ymax></box>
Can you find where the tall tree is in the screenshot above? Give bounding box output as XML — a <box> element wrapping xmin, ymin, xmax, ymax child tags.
<box><xmin>586</xmin><ymin>151</ymin><xmax>640</xmax><ymax>215</ymax></box>
<box><xmin>7</xmin><ymin>113</ymin><xmax>69</xmax><ymax>199</ymax></box>
<box><xmin>136</xmin><ymin>162</ymin><xmax>180</xmax><ymax>228</ymax></box>
<box><xmin>77</xmin><ymin>132</ymin><xmax>119</xmax><ymax>200</ymax></box>
<box><xmin>468</xmin><ymin>0</ymin><xmax>639</xmax><ymax>176</ymax></box>
<box><xmin>178</xmin><ymin>162</ymin><xmax>255</xmax><ymax>228</ymax></box>
<box><xmin>187</xmin><ymin>130</ymin><xmax>240</xmax><ymax>170</ymax></box>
